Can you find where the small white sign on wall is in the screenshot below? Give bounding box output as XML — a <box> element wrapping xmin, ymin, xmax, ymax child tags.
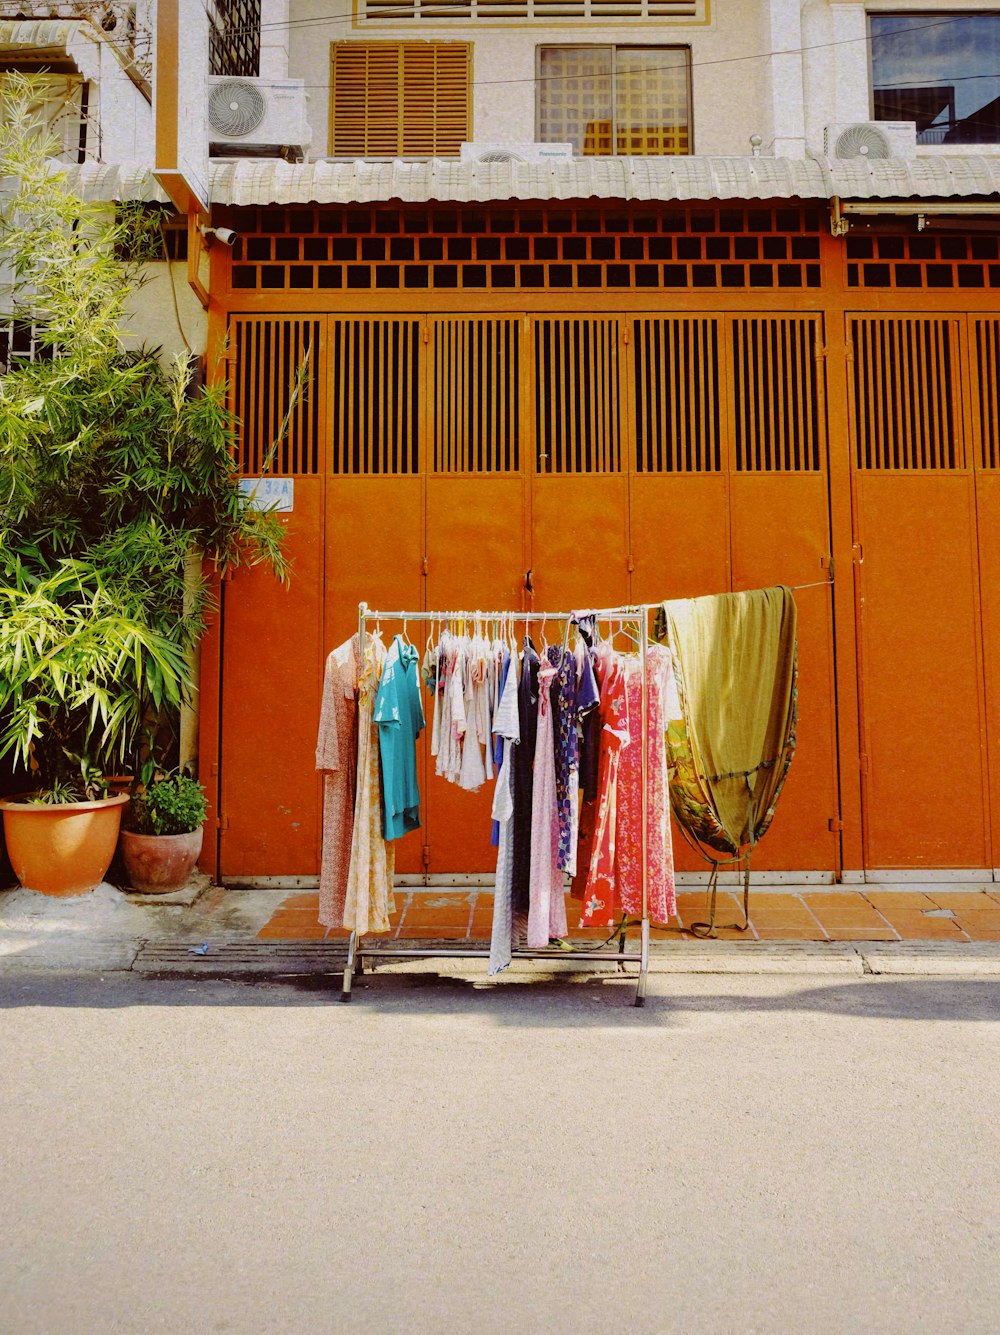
<box><xmin>239</xmin><ymin>478</ymin><xmax>294</xmax><ymax>513</ymax></box>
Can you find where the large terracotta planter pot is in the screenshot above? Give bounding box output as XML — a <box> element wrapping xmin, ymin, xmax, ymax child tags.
<box><xmin>0</xmin><ymin>793</ymin><xmax>129</xmax><ymax>896</ymax></box>
<box><xmin>119</xmin><ymin>826</ymin><xmax>204</xmax><ymax>895</ymax></box>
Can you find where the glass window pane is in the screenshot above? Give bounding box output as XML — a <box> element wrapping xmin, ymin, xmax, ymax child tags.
<box><xmin>539</xmin><ymin>47</ymin><xmax>613</xmax><ymax>154</ymax></box>
<box><xmin>615</xmin><ymin>47</ymin><xmax>690</xmax><ymax>154</ymax></box>
<box><xmin>871</xmin><ymin>13</ymin><xmax>1000</xmax><ymax>144</ymax></box>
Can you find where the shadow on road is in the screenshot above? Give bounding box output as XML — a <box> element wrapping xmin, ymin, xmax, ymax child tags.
<box><xmin>1</xmin><ymin>969</ymin><xmax>999</xmax><ymax>1026</ymax></box>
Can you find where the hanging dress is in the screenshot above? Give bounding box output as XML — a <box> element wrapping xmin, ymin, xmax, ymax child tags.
<box><xmin>614</xmin><ymin>644</ymin><xmax>677</xmax><ymax>924</ymax></box>
<box><xmin>343</xmin><ymin>634</ymin><xmax>396</xmax><ymax>935</ymax></box>
<box><xmin>576</xmin><ymin>649</ymin><xmax>630</xmax><ymax>928</ymax></box>
<box><xmin>316</xmin><ymin>635</ymin><xmax>358</xmax><ymax>931</ymax></box>
<box><xmin>488</xmin><ymin>659</ymin><xmax>520</xmax><ymax>975</ymax></box>
<box><xmin>527</xmin><ymin>658</ymin><xmax>568</xmax><ymax>948</ymax></box>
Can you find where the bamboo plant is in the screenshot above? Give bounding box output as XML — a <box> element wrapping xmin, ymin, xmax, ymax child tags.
<box><xmin>0</xmin><ymin>74</ymin><xmax>288</xmax><ymax>800</ymax></box>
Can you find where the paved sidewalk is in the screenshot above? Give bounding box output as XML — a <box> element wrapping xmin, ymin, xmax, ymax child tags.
<box><xmin>3</xmin><ymin>881</ymin><xmax>1000</xmax><ymax>979</ymax></box>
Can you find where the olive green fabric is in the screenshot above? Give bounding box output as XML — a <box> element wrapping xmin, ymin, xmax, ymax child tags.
<box><xmin>656</xmin><ymin>586</ymin><xmax>798</xmax><ymax>857</ymax></box>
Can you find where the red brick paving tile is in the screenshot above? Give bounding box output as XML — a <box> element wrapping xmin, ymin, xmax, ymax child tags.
<box><xmin>879</xmin><ymin>912</ymin><xmax>968</xmax><ymax>940</ymax></box>
<box><xmin>257</xmin><ymin>918</ymin><xmax>327</xmax><ymax>940</ymax></box>
<box><xmin>396</xmin><ymin>926</ymin><xmax>471</xmax><ymax>939</ymax></box>
<box><xmin>805</xmin><ymin>906</ymin><xmax>888</xmax><ymax>927</ymax></box>
<box><xmin>823</xmin><ymin>927</ymin><xmax>899</xmax><ymax>941</ymax></box>
<box><xmin>745</xmin><ymin>893</ymin><xmax>811</xmax><ymax>909</ymax></box>
<box><xmin>953</xmin><ymin>918</ymin><xmax>1000</xmax><ymax>941</ymax></box>
<box><xmin>753</xmin><ymin>925</ymin><xmax>828</xmax><ymax>940</ymax></box>
<box><xmin>924</xmin><ymin>892</ymin><xmax>1000</xmax><ymax>914</ymax></box>
<box><xmin>863</xmin><ymin>892</ymin><xmax>936</xmax><ymax>910</ymax></box>
<box><xmin>803</xmin><ymin>892</ymin><xmax>872</xmax><ymax>912</ymax></box>
<box><xmin>278</xmin><ymin>893</ymin><xmax>320</xmax><ymax>910</ymax></box>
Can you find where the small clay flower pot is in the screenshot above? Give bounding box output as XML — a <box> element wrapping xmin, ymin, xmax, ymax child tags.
<box><xmin>119</xmin><ymin>826</ymin><xmax>204</xmax><ymax>895</ymax></box>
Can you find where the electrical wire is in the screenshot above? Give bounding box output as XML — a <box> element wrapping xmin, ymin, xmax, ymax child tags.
<box><xmin>3</xmin><ymin>12</ymin><xmax>993</xmax><ymax>95</ymax></box>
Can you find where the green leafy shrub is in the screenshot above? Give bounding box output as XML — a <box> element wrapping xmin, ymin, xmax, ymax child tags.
<box><xmin>131</xmin><ymin>774</ymin><xmax>208</xmax><ymax>836</ymax></box>
<box><xmin>0</xmin><ymin>75</ymin><xmax>290</xmax><ymax>799</ymax></box>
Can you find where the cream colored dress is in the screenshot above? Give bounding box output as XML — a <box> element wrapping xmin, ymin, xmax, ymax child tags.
<box><xmin>343</xmin><ymin>634</ymin><xmax>396</xmax><ymax>935</ymax></box>
<box><xmin>316</xmin><ymin>636</ymin><xmax>358</xmax><ymax>931</ymax></box>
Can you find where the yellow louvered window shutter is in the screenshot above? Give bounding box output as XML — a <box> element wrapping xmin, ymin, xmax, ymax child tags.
<box><xmin>331</xmin><ymin>42</ymin><xmax>471</xmax><ymax>157</ymax></box>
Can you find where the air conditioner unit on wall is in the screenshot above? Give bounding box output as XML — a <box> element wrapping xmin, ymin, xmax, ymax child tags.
<box><xmin>208</xmin><ymin>77</ymin><xmax>311</xmax><ymax>159</ymax></box>
<box><xmin>824</xmin><ymin>122</ymin><xmax>917</xmax><ymax>160</ymax></box>
<box><xmin>460</xmin><ymin>142</ymin><xmax>573</xmax><ymax>164</ymax></box>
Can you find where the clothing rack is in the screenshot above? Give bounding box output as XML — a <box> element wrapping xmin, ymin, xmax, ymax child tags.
<box><xmin>341</xmin><ymin>600</ymin><xmax>655</xmax><ymax>1007</ymax></box>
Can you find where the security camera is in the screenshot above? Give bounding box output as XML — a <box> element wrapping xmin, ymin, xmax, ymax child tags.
<box><xmin>199</xmin><ymin>225</ymin><xmax>238</xmax><ymax>247</ymax></box>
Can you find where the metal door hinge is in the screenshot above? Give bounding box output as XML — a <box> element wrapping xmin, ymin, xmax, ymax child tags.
<box><xmin>820</xmin><ymin>555</ymin><xmax>833</xmax><ymax>575</ymax></box>
<box><xmin>828</xmin><ymin>816</ymin><xmax>844</xmax><ymax>832</ymax></box>
<box><xmin>422</xmin><ymin>844</ymin><xmax>431</xmax><ymax>869</ymax></box>
<box><xmin>622</xmin><ymin>325</ymin><xmax>631</xmax><ymax>346</ymax></box>
<box><xmin>814</xmin><ymin>342</ymin><xmax>828</xmax><ymax>361</ymax></box>
<box><xmin>628</xmin><ymin>553</ymin><xmax>635</xmax><ymax>573</ymax></box>
<box><xmin>216</xmin><ymin>814</ymin><xmax>229</xmax><ymax>832</ymax></box>
<box><xmin>422</xmin><ymin>555</ymin><xmax>429</xmax><ymax>576</ymax></box>
<box><xmin>852</xmin><ymin>542</ymin><xmax>864</xmax><ymax>564</ymax></box>
<box><xmin>845</xmin><ymin>338</ymin><xmax>854</xmax><ymax>364</ymax></box>
<box><xmin>859</xmin><ymin>753</ymin><xmax>870</xmax><ymax>775</ymax></box>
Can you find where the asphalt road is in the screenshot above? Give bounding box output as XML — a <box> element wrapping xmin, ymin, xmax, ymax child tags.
<box><xmin>1</xmin><ymin>967</ymin><xmax>999</xmax><ymax>1335</ymax></box>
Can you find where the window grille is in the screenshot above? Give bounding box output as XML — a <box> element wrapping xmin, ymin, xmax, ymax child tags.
<box><xmin>975</xmin><ymin>319</ymin><xmax>1000</xmax><ymax>471</ymax></box>
<box><xmin>732</xmin><ymin>317</ymin><xmax>822</xmax><ymax>472</ymax></box>
<box><xmin>329</xmin><ymin>319</ymin><xmax>421</xmax><ymax>474</ymax></box>
<box><xmin>432</xmin><ymin>318</ymin><xmax>520</xmax><ymax>472</ymax></box>
<box><xmin>0</xmin><ymin>317</ymin><xmax>50</xmax><ymax>374</ymax></box>
<box><xmin>209</xmin><ymin>0</ymin><xmax>261</xmax><ymax>78</ymax></box>
<box><xmin>534</xmin><ymin>318</ymin><xmax>621</xmax><ymax>473</ymax></box>
<box><xmin>330</xmin><ymin>42</ymin><xmax>471</xmax><ymax>157</ymax></box>
<box><xmin>850</xmin><ymin>317</ymin><xmax>961</xmax><ymax>470</ymax></box>
<box><xmin>538</xmin><ymin>46</ymin><xmax>690</xmax><ymax>156</ymax></box>
<box><xmin>633</xmin><ymin>317</ymin><xmax>721</xmax><ymax>472</ymax></box>
<box><xmin>230</xmin><ymin>317</ymin><xmax>320</xmax><ymax>475</ymax></box>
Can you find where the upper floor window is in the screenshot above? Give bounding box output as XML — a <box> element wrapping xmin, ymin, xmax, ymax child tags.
<box><xmin>209</xmin><ymin>0</ymin><xmax>261</xmax><ymax>78</ymax></box>
<box><xmin>538</xmin><ymin>46</ymin><xmax>691</xmax><ymax>156</ymax></box>
<box><xmin>870</xmin><ymin>12</ymin><xmax>1000</xmax><ymax>144</ymax></box>
<box><xmin>330</xmin><ymin>42</ymin><xmax>471</xmax><ymax>157</ymax></box>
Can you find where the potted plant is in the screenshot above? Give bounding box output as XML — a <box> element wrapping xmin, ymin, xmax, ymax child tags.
<box><xmin>119</xmin><ymin>773</ymin><xmax>208</xmax><ymax>894</ymax></box>
<box><xmin>0</xmin><ymin>78</ymin><xmax>287</xmax><ymax>896</ymax></box>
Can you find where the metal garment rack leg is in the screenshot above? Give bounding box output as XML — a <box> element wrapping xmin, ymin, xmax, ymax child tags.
<box><xmin>340</xmin><ymin>601</ymin><xmax>652</xmax><ymax>1006</ymax></box>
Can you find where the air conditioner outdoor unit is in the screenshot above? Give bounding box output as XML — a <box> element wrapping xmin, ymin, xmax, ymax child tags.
<box><xmin>208</xmin><ymin>77</ymin><xmax>311</xmax><ymax>158</ymax></box>
<box><xmin>823</xmin><ymin>121</ymin><xmax>917</xmax><ymax>160</ymax></box>
<box><xmin>460</xmin><ymin>142</ymin><xmax>573</xmax><ymax>164</ymax></box>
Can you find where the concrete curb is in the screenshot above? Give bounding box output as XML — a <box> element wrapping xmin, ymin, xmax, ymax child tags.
<box><xmin>4</xmin><ymin>934</ymin><xmax>1000</xmax><ymax>979</ymax></box>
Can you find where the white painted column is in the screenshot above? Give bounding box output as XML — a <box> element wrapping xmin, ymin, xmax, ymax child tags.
<box><xmin>259</xmin><ymin>0</ymin><xmax>290</xmax><ymax>79</ymax></box>
<box><xmin>766</xmin><ymin>0</ymin><xmax>806</xmax><ymax>157</ymax></box>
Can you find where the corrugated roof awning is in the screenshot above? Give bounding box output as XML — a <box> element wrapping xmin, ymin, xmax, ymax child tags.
<box><xmin>59</xmin><ymin>162</ymin><xmax>171</xmax><ymax>205</ymax></box>
<box><xmin>208</xmin><ymin>155</ymin><xmax>1000</xmax><ymax>208</ymax></box>
<box><xmin>59</xmin><ymin>154</ymin><xmax>1000</xmax><ymax>209</ymax></box>
<box><xmin>0</xmin><ymin>19</ymin><xmax>96</xmax><ymax>71</ymax></box>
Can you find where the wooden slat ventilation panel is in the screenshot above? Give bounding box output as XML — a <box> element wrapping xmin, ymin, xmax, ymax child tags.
<box><xmin>633</xmin><ymin>317</ymin><xmax>720</xmax><ymax>471</ymax></box>
<box><xmin>330</xmin><ymin>319</ymin><xmax>420</xmax><ymax>474</ymax></box>
<box><xmin>330</xmin><ymin>42</ymin><xmax>471</xmax><ymax>158</ymax></box>
<box><xmin>534</xmin><ymin>318</ymin><xmax>620</xmax><ymax>473</ymax></box>
<box><xmin>231</xmin><ymin>317</ymin><xmax>320</xmax><ymax>475</ymax></box>
<box><xmin>851</xmin><ymin>317</ymin><xmax>961</xmax><ymax>470</ymax></box>
<box><xmin>731</xmin><ymin>317</ymin><xmax>821</xmax><ymax>472</ymax></box>
<box><xmin>975</xmin><ymin>319</ymin><xmax>1000</xmax><ymax>471</ymax></box>
<box><xmin>432</xmin><ymin>318</ymin><xmax>520</xmax><ymax>472</ymax></box>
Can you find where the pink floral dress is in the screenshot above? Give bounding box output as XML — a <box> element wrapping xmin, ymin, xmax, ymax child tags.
<box><xmin>615</xmin><ymin>644</ymin><xmax>676</xmax><ymax>924</ymax></box>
